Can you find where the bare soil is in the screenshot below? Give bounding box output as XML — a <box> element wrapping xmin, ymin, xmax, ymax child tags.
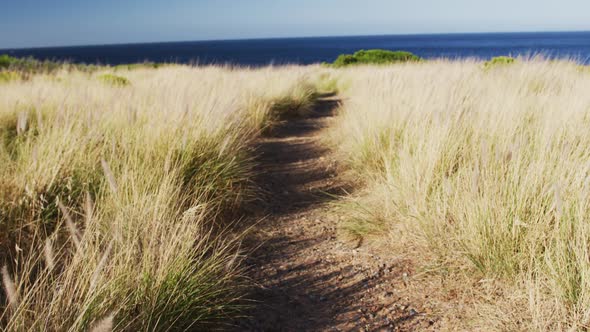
<box><xmin>232</xmin><ymin>96</ymin><xmax>444</xmax><ymax>331</ymax></box>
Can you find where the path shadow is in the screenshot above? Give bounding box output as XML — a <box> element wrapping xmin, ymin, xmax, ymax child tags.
<box><xmin>230</xmin><ymin>232</ymin><xmax>418</xmax><ymax>332</ymax></box>
<box><xmin>230</xmin><ymin>97</ymin><xmax>423</xmax><ymax>331</ymax></box>
<box><xmin>246</xmin><ymin>97</ymin><xmax>349</xmax><ymax>217</ymax></box>
<box><xmin>229</xmin><ymin>95</ymin><xmax>436</xmax><ymax>332</ymax></box>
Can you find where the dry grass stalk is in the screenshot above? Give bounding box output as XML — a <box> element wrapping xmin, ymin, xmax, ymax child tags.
<box><xmin>57</xmin><ymin>199</ymin><xmax>82</xmax><ymax>250</ymax></box>
<box><xmin>44</xmin><ymin>238</ymin><xmax>55</xmax><ymax>270</ymax></box>
<box><xmin>1</xmin><ymin>266</ymin><xmax>18</xmax><ymax>308</ymax></box>
<box><xmin>90</xmin><ymin>314</ymin><xmax>114</xmax><ymax>332</ymax></box>
<box><xmin>100</xmin><ymin>159</ymin><xmax>118</xmax><ymax>194</ymax></box>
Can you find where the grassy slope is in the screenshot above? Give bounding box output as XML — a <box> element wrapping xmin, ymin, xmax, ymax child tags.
<box><xmin>329</xmin><ymin>59</ymin><xmax>590</xmax><ymax>330</ymax></box>
<box><xmin>0</xmin><ymin>65</ymin><xmax>320</xmax><ymax>330</ymax></box>
<box><xmin>4</xmin><ymin>55</ymin><xmax>590</xmax><ymax>330</ymax></box>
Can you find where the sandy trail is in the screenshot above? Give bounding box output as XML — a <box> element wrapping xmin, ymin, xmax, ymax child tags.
<box><xmin>233</xmin><ymin>96</ymin><xmax>440</xmax><ymax>331</ymax></box>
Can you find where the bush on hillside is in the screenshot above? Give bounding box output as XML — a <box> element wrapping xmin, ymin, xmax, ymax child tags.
<box><xmin>333</xmin><ymin>54</ymin><xmax>359</xmax><ymax>67</ymax></box>
<box><xmin>0</xmin><ymin>54</ymin><xmax>100</xmax><ymax>76</ymax></box>
<box><xmin>332</xmin><ymin>49</ymin><xmax>422</xmax><ymax>67</ymax></box>
<box><xmin>0</xmin><ymin>54</ymin><xmax>17</xmax><ymax>68</ymax></box>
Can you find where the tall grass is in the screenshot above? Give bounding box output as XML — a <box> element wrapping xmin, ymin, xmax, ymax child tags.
<box><xmin>0</xmin><ymin>64</ymin><xmax>318</xmax><ymax>330</ymax></box>
<box><xmin>330</xmin><ymin>59</ymin><xmax>590</xmax><ymax>330</ymax></box>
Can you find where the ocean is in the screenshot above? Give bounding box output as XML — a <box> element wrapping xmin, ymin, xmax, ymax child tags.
<box><xmin>2</xmin><ymin>31</ymin><xmax>590</xmax><ymax>66</ymax></box>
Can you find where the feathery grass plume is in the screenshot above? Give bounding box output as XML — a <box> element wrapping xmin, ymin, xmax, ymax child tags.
<box><xmin>553</xmin><ymin>183</ymin><xmax>563</xmax><ymax>224</ymax></box>
<box><xmin>100</xmin><ymin>158</ymin><xmax>118</xmax><ymax>194</ymax></box>
<box><xmin>480</xmin><ymin>139</ymin><xmax>490</xmax><ymax>166</ymax></box>
<box><xmin>44</xmin><ymin>238</ymin><xmax>55</xmax><ymax>270</ymax></box>
<box><xmin>57</xmin><ymin>199</ymin><xmax>82</xmax><ymax>250</ymax></box>
<box><xmin>442</xmin><ymin>177</ymin><xmax>453</xmax><ymax>197</ymax></box>
<box><xmin>34</xmin><ymin>105</ymin><xmax>44</xmax><ymax>131</ymax></box>
<box><xmin>512</xmin><ymin>217</ymin><xmax>528</xmax><ymax>237</ymax></box>
<box><xmin>225</xmin><ymin>241</ymin><xmax>242</xmax><ymax>273</ymax></box>
<box><xmin>471</xmin><ymin>167</ymin><xmax>480</xmax><ymax>194</ymax></box>
<box><xmin>1</xmin><ymin>266</ymin><xmax>18</xmax><ymax>308</ymax></box>
<box><xmin>90</xmin><ymin>241</ymin><xmax>113</xmax><ymax>290</ymax></box>
<box><xmin>31</xmin><ymin>145</ymin><xmax>38</xmax><ymax>167</ymax></box>
<box><xmin>85</xmin><ymin>191</ymin><xmax>94</xmax><ymax>225</ymax></box>
<box><xmin>90</xmin><ymin>314</ymin><xmax>114</xmax><ymax>332</ymax></box>
<box><xmin>163</xmin><ymin>148</ymin><xmax>173</xmax><ymax>174</ymax></box>
<box><xmin>218</xmin><ymin>135</ymin><xmax>232</xmax><ymax>158</ymax></box>
<box><xmin>16</xmin><ymin>111</ymin><xmax>28</xmax><ymax>135</ymax></box>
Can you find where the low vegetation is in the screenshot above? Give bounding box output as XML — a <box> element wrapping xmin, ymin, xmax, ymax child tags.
<box><xmin>484</xmin><ymin>55</ymin><xmax>517</xmax><ymax>68</ymax></box>
<box><xmin>331</xmin><ymin>49</ymin><xmax>422</xmax><ymax>67</ymax></box>
<box><xmin>3</xmin><ymin>52</ymin><xmax>589</xmax><ymax>330</ymax></box>
<box><xmin>98</xmin><ymin>73</ymin><xmax>131</xmax><ymax>86</ymax></box>
<box><xmin>113</xmin><ymin>62</ymin><xmax>164</xmax><ymax>71</ymax></box>
<box><xmin>0</xmin><ymin>64</ymin><xmax>319</xmax><ymax>330</ymax></box>
<box><xmin>0</xmin><ymin>54</ymin><xmax>98</xmax><ymax>76</ymax></box>
<box><xmin>0</xmin><ymin>71</ymin><xmax>19</xmax><ymax>83</ymax></box>
<box><xmin>329</xmin><ymin>58</ymin><xmax>590</xmax><ymax>330</ymax></box>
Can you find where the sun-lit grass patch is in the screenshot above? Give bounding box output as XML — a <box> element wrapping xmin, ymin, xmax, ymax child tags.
<box><xmin>328</xmin><ymin>58</ymin><xmax>590</xmax><ymax>330</ymax></box>
<box><xmin>0</xmin><ymin>64</ymin><xmax>320</xmax><ymax>330</ymax></box>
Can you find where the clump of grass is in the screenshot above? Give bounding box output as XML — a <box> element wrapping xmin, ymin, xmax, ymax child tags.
<box><xmin>332</xmin><ymin>49</ymin><xmax>422</xmax><ymax>67</ymax></box>
<box><xmin>98</xmin><ymin>73</ymin><xmax>131</xmax><ymax>86</ymax></box>
<box><xmin>243</xmin><ymin>69</ymin><xmax>321</xmax><ymax>134</ymax></box>
<box><xmin>314</xmin><ymin>72</ymin><xmax>340</xmax><ymax>94</ymax></box>
<box><xmin>329</xmin><ymin>59</ymin><xmax>590</xmax><ymax>329</ymax></box>
<box><xmin>269</xmin><ymin>82</ymin><xmax>317</xmax><ymax>119</ymax></box>
<box><xmin>484</xmin><ymin>56</ymin><xmax>516</xmax><ymax>69</ymax></box>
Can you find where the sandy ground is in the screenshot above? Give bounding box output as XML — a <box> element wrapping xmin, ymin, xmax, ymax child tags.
<box><xmin>232</xmin><ymin>96</ymin><xmax>444</xmax><ymax>331</ymax></box>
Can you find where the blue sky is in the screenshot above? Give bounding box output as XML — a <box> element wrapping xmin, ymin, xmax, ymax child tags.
<box><xmin>2</xmin><ymin>0</ymin><xmax>590</xmax><ymax>48</ymax></box>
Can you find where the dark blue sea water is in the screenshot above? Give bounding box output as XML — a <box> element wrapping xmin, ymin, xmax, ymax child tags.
<box><xmin>2</xmin><ymin>31</ymin><xmax>590</xmax><ymax>66</ymax></box>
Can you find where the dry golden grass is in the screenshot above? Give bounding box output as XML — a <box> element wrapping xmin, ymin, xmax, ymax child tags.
<box><xmin>329</xmin><ymin>59</ymin><xmax>590</xmax><ymax>330</ymax></box>
<box><xmin>0</xmin><ymin>64</ymin><xmax>319</xmax><ymax>330</ymax></box>
<box><xmin>5</xmin><ymin>56</ymin><xmax>588</xmax><ymax>330</ymax></box>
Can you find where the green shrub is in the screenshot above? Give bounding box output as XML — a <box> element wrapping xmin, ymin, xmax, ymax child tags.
<box><xmin>98</xmin><ymin>73</ymin><xmax>131</xmax><ymax>86</ymax></box>
<box><xmin>333</xmin><ymin>54</ymin><xmax>359</xmax><ymax>67</ymax></box>
<box><xmin>5</xmin><ymin>56</ymin><xmax>62</xmax><ymax>74</ymax></box>
<box><xmin>332</xmin><ymin>49</ymin><xmax>422</xmax><ymax>67</ymax></box>
<box><xmin>0</xmin><ymin>55</ymin><xmax>17</xmax><ymax>69</ymax></box>
<box><xmin>484</xmin><ymin>56</ymin><xmax>516</xmax><ymax>69</ymax></box>
<box><xmin>0</xmin><ymin>54</ymin><xmax>100</xmax><ymax>76</ymax></box>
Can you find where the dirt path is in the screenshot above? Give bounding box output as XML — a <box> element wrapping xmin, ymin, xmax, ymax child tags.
<box><xmin>233</xmin><ymin>96</ymin><xmax>441</xmax><ymax>331</ymax></box>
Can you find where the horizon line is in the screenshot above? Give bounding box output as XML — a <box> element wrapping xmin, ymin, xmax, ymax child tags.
<box><xmin>2</xmin><ymin>29</ymin><xmax>590</xmax><ymax>51</ymax></box>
